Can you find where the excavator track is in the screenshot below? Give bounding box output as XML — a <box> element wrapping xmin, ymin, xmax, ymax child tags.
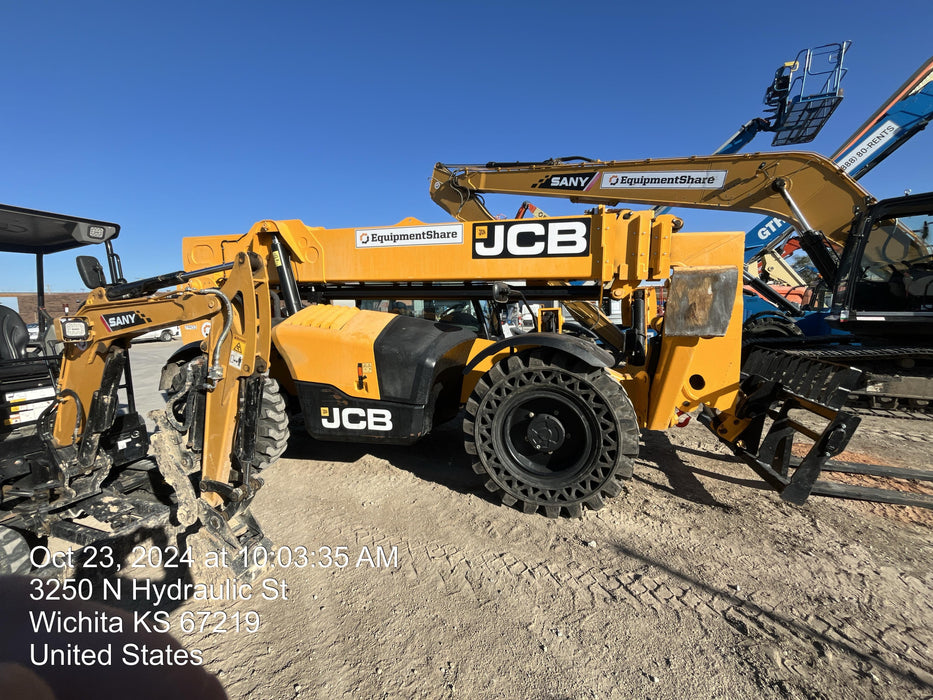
<box><xmin>777</xmin><ymin>344</ymin><xmax>933</xmax><ymax>417</ymax></box>
<box><xmin>743</xmin><ymin>339</ymin><xmax>933</xmax><ymax>417</ymax></box>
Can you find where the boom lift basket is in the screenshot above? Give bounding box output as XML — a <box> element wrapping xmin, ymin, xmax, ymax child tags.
<box><xmin>766</xmin><ymin>41</ymin><xmax>850</xmax><ymax>146</ymax></box>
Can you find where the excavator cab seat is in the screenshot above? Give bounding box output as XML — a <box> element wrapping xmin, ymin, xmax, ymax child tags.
<box><xmin>0</xmin><ymin>306</ymin><xmax>29</xmax><ymax>361</ymax></box>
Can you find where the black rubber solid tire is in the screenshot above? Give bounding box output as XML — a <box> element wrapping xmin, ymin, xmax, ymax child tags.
<box><xmin>163</xmin><ymin>358</ymin><xmax>289</xmax><ymax>471</ymax></box>
<box><xmin>464</xmin><ymin>348</ymin><xmax>639</xmax><ymax>518</ymax></box>
<box><xmin>743</xmin><ymin>313</ymin><xmax>804</xmax><ymax>341</ymax></box>
<box><xmin>0</xmin><ymin>526</ymin><xmax>31</xmax><ymax>575</ymax></box>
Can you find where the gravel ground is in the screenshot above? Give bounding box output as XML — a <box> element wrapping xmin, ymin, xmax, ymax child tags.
<box><xmin>38</xmin><ymin>341</ymin><xmax>933</xmax><ymax>699</ymax></box>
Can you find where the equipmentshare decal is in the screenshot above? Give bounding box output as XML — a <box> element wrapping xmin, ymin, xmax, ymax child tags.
<box><xmin>356</xmin><ymin>224</ymin><xmax>463</xmax><ymax>249</ymax></box>
<box><xmin>473</xmin><ymin>217</ymin><xmax>590</xmax><ymax>259</ymax></box>
<box><xmin>600</xmin><ymin>170</ymin><xmax>727</xmax><ymax>189</ymax></box>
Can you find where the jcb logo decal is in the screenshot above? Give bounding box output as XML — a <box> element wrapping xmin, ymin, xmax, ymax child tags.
<box><xmin>472</xmin><ymin>218</ymin><xmax>590</xmax><ymax>258</ymax></box>
<box><xmin>321</xmin><ymin>406</ymin><xmax>393</xmax><ymax>431</ymax></box>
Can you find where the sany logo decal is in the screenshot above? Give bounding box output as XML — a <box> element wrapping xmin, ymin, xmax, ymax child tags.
<box><xmin>100</xmin><ymin>311</ymin><xmax>150</xmax><ymax>332</ymax></box>
<box><xmin>532</xmin><ymin>172</ymin><xmax>597</xmax><ymax>191</ymax></box>
<box><xmin>473</xmin><ymin>218</ymin><xmax>590</xmax><ymax>258</ymax></box>
<box><xmin>321</xmin><ymin>406</ymin><xmax>393</xmax><ymax>431</ymax></box>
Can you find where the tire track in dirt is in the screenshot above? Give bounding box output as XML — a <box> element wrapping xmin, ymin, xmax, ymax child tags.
<box><xmin>296</xmin><ymin>484</ymin><xmax>929</xmax><ymax>699</ymax></box>
<box><xmin>353</xmin><ymin>445</ymin><xmax>933</xmax><ymax>700</ymax></box>
<box><xmin>175</xmin><ymin>414</ymin><xmax>933</xmax><ymax>699</ymax></box>
<box><xmin>402</xmin><ymin>534</ymin><xmax>933</xmax><ymax>692</ymax></box>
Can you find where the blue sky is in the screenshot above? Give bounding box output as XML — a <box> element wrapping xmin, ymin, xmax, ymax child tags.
<box><xmin>2</xmin><ymin>0</ymin><xmax>931</xmax><ymax>291</ymax></box>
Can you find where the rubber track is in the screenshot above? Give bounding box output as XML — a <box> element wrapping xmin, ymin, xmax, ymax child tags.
<box><xmin>745</xmin><ymin>346</ymin><xmax>933</xmax><ymax>417</ymax></box>
<box><xmin>0</xmin><ymin>526</ymin><xmax>31</xmax><ymax>575</ymax></box>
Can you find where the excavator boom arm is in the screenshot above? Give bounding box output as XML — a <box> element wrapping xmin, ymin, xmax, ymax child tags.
<box><xmin>53</xmin><ymin>251</ymin><xmax>272</xmax><ymax>513</ymax></box>
<box><xmin>431</xmin><ymin>151</ymin><xmax>872</xmax><ymax>248</ymax></box>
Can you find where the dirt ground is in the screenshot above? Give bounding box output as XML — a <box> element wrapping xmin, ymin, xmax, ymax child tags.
<box><xmin>150</xmin><ymin>408</ymin><xmax>929</xmax><ymax>700</ymax></box>
<box><xmin>24</xmin><ymin>342</ymin><xmax>932</xmax><ymax>699</ymax></box>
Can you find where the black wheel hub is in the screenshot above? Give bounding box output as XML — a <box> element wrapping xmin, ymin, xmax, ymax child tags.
<box><xmin>497</xmin><ymin>388</ymin><xmax>595</xmax><ymax>480</ymax></box>
<box><xmin>526</xmin><ymin>413</ymin><xmax>566</xmax><ymax>452</ymax></box>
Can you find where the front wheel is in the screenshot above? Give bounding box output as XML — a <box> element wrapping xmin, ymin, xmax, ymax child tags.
<box><xmin>464</xmin><ymin>349</ymin><xmax>639</xmax><ymax>518</ymax></box>
<box><xmin>162</xmin><ymin>357</ymin><xmax>289</xmax><ymax>471</ymax></box>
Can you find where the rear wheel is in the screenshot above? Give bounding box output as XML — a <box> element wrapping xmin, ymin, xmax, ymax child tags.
<box><xmin>464</xmin><ymin>349</ymin><xmax>639</xmax><ymax>517</ymax></box>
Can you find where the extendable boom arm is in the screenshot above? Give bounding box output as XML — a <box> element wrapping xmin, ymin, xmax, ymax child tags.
<box><xmin>431</xmin><ymin>151</ymin><xmax>872</xmax><ymax>248</ymax></box>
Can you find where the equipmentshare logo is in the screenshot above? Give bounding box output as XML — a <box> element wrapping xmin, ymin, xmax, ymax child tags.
<box><xmin>356</xmin><ymin>224</ymin><xmax>463</xmax><ymax>249</ymax></box>
<box><xmin>601</xmin><ymin>170</ymin><xmax>727</xmax><ymax>189</ymax></box>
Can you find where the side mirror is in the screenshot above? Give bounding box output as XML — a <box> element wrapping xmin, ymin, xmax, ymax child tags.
<box><xmin>492</xmin><ymin>281</ymin><xmax>511</xmax><ymax>304</ymax></box>
<box><xmin>76</xmin><ymin>256</ymin><xmax>107</xmax><ymax>289</ymax></box>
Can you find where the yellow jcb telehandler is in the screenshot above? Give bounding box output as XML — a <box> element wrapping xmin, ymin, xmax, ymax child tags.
<box><xmin>165</xmin><ymin>151</ymin><xmax>900</xmax><ymax>516</ymax></box>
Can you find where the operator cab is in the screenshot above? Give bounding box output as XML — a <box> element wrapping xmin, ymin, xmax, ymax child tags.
<box><xmin>832</xmin><ymin>192</ymin><xmax>933</xmax><ymax>337</ymax></box>
<box><xmin>357</xmin><ymin>297</ymin><xmax>498</xmax><ymax>338</ymax></box>
<box><xmin>0</xmin><ymin>204</ymin><xmax>124</xmax><ymax>433</ymax></box>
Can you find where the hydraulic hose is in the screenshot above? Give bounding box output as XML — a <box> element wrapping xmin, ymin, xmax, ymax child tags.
<box><xmin>195</xmin><ymin>288</ymin><xmax>233</xmax><ymax>387</ymax></box>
